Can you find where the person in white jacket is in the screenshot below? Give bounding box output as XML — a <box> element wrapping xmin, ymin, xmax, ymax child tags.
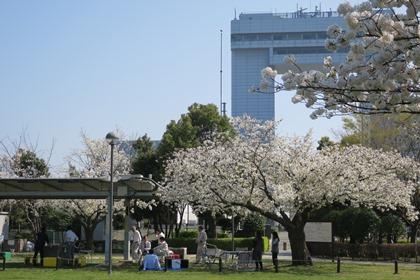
<box><xmin>131</xmin><ymin>226</ymin><xmax>142</xmax><ymax>262</ymax></box>
<box><xmin>153</xmin><ymin>237</ymin><xmax>169</xmax><ymax>260</ymax></box>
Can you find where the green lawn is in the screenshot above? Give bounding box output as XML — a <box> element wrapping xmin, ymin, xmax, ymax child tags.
<box><xmin>1</xmin><ymin>262</ymin><xmax>420</xmax><ymax>280</ymax></box>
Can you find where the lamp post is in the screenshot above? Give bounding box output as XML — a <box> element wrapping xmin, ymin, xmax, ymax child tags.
<box><xmin>106</xmin><ymin>132</ymin><xmax>118</xmax><ymax>275</ymax></box>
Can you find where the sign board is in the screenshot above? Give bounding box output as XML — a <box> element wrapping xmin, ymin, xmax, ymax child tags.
<box><xmin>304</xmin><ymin>222</ymin><xmax>332</xmax><ymax>243</ymax></box>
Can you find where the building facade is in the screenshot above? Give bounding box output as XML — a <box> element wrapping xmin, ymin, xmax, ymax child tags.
<box><xmin>231</xmin><ymin>11</ymin><xmax>347</xmax><ymax>121</ymax></box>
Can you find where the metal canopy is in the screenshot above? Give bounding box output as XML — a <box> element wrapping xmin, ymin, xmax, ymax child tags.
<box><xmin>0</xmin><ymin>175</ymin><xmax>157</xmax><ymax>199</ymax></box>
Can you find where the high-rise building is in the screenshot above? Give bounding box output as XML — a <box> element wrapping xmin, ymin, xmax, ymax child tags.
<box><xmin>231</xmin><ymin>10</ymin><xmax>347</xmax><ymax>121</ymax></box>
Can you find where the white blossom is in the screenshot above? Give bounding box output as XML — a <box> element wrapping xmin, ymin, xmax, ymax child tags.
<box><xmin>261</xmin><ymin>0</ymin><xmax>420</xmax><ymax>117</ymax></box>
<box><xmin>161</xmin><ymin>117</ymin><xmax>418</xmax><ymax>224</ymax></box>
<box><xmin>261</xmin><ymin>67</ymin><xmax>277</xmax><ymax>79</ymax></box>
<box><xmin>283</xmin><ymin>54</ymin><xmax>297</xmax><ymax>65</ymax></box>
<box><xmin>327</xmin><ymin>24</ymin><xmax>343</xmax><ymax>38</ymax></box>
<box><xmin>337</xmin><ymin>2</ymin><xmax>353</xmax><ymax>15</ymax></box>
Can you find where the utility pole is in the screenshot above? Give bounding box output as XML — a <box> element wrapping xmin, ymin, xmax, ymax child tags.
<box><xmin>220</xmin><ymin>29</ymin><xmax>223</xmax><ymax>115</ymax></box>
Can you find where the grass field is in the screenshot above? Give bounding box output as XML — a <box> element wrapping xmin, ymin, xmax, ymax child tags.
<box><xmin>1</xmin><ymin>261</ymin><xmax>420</xmax><ymax>280</ymax></box>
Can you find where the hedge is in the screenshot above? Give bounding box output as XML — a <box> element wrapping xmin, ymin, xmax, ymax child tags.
<box><xmin>307</xmin><ymin>242</ymin><xmax>420</xmax><ymax>260</ymax></box>
<box><xmin>167</xmin><ymin>237</ymin><xmax>269</xmax><ymax>254</ymax></box>
<box><xmin>92</xmin><ymin>237</ymin><xmax>269</xmax><ymax>254</ymax></box>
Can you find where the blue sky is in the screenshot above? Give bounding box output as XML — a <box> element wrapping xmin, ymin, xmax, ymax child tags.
<box><xmin>0</xmin><ymin>0</ymin><xmax>363</xmax><ymax>174</ymax></box>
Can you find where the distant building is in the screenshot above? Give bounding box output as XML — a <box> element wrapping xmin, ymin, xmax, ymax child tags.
<box><xmin>231</xmin><ymin>10</ymin><xmax>347</xmax><ymax>121</ymax></box>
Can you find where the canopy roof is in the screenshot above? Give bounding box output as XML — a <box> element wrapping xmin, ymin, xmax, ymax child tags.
<box><xmin>0</xmin><ymin>175</ymin><xmax>158</xmax><ymax>199</ymax></box>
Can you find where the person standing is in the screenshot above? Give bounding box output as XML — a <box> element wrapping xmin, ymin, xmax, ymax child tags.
<box><xmin>131</xmin><ymin>226</ymin><xmax>142</xmax><ymax>262</ymax></box>
<box><xmin>271</xmin><ymin>231</ymin><xmax>280</xmax><ymax>272</ymax></box>
<box><xmin>252</xmin><ymin>231</ymin><xmax>264</xmax><ymax>271</ymax></box>
<box><xmin>195</xmin><ymin>225</ymin><xmax>207</xmax><ymax>264</ymax></box>
<box><xmin>33</xmin><ymin>226</ymin><xmax>49</xmax><ymax>266</ymax></box>
<box><xmin>63</xmin><ymin>227</ymin><xmax>79</xmax><ymax>260</ymax></box>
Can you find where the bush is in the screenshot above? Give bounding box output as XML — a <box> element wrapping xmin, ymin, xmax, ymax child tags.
<box><xmin>217</xmin><ymin>232</ymin><xmax>229</xmax><ymax>238</ymax></box>
<box><xmin>166</xmin><ymin>237</ymin><xmax>269</xmax><ymax>254</ymax></box>
<box><xmin>178</xmin><ymin>231</ymin><xmax>198</xmax><ymax>238</ymax></box>
<box><xmin>307</xmin><ymin>242</ymin><xmax>418</xmax><ymax>260</ymax></box>
<box><xmin>236</xmin><ymin>213</ymin><xmax>265</xmax><ymax>237</ymax></box>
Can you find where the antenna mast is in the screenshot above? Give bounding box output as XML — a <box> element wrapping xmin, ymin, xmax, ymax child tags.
<box><xmin>220</xmin><ymin>29</ymin><xmax>225</xmax><ymax>116</ymax></box>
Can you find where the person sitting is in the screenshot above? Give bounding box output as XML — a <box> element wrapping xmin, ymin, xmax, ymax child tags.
<box><xmin>153</xmin><ymin>237</ymin><xmax>170</xmax><ymax>260</ymax></box>
<box><xmin>142</xmin><ymin>250</ymin><xmax>161</xmax><ymax>271</ymax></box>
<box><xmin>140</xmin><ymin>235</ymin><xmax>152</xmax><ymax>255</ymax></box>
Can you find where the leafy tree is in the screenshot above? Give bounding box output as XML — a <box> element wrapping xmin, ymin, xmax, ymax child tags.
<box><xmin>379</xmin><ymin>214</ymin><xmax>406</xmax><ymax>244</ymax></box>
<box><xmin>317</xmin><ymin>136</ymin><xmax>335</xmax><ymax>150</ymax></box>
<box><xmin>238</xmin><ymin>213</ymin><xmax>265</xmax><ymax>237</ymax></box>
<box><xmin>132</xmin><ymin>134</ymin><xmax>160</xmax><ymax>180</ymax></box>
<box><xmin>11</xmin><ymin>149</ymin><xmax>50</xmax><ymax>178</ymax></box>
<box><xmin>341</xmin><ymin>208</ymin><xmax>380</xmax><ymax>244</ymax></box>
<box><xmin>0</xmin><ymin>147</ymin><xmax>51</xmax><ymax>236</ymax></box>
<box><xmin>133</xmin><ymin>103</ymin><xmax>233</xmax><ymax>238</ymax></box>
<box><xmin>158</xmin><ymin>103</ymin><xmax>233</xmax><ymax>159</ymax></box>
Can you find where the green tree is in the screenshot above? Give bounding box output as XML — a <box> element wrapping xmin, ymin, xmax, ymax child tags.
<box><xmin>238</xmin><ymin>213</ymin><xmax>265</xmax><ymax>237</ymax></box>
<box><xmin>11</xmin><ymin>149</ymin><xmax>50</xmax><ymax>178</ymax></box>
<box><xmin>132</xmin><ymin>134</ymin><xmax>160</xmax><ymax>180</ymax></box>
<box><xmin>378</xmin><ymin>214</ymin><xmax>406</xmax><ymax>244</ymax></box>
<box><xmin>316</xmin><ymin>136</ymin><xmax>335</xmax><ymax>150</ymax></box>
<box><xmin>160</xmin><ymin>103</ymin><xmax>233</xmax><ymax>238</ymax></box>
<box><xmin>9</xmin><ymin>149</ymin><xmax>51</xmax><ymax>236</ymax></box>
<box><xmin>158</xmin><ymin>103</ymin><xmax>233</xmax><ymax>159</ymax></box>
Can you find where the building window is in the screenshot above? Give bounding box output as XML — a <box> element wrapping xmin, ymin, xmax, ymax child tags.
<box><xmin>273</xmin><ymin>34</ymin><xmax>286</xmax><ymax>40</ymax></box>
<box><xmin>244</xmin><ymin>34</ymin><xmax>258</xmax><ymax>41</ymax></box>
<box><xmin>231</xmin><ymin>34</ymin><xmax>243</xmax><ymax>42</ymax></box>
<box><xmin>258</xmin><ymin>33</ymin><xmax>272</xmax><ymax>41</ymax></box>
<box><xmin>273</xmin><ymin>46</ymin><xmax>348</xmax><ymax>55</ymax></box>
<box><xmin>232</xmin><ymin>31</ymin><xmax>332</xmax><ymax>42</ymax></box>
<box><xmin>287</xmin><ymin>33</ymin><xmax>302</xmax><ymax>40</ymax></box>
<box><xmin>302</xmin><ymin>32</ymin><xmax>317</xmax><ymax>39</ymax></box>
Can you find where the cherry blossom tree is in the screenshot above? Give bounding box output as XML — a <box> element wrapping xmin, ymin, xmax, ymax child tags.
<box><xmin>59</xmin><ymin>132</ymin><xmax>132</xmax><ymax>249</ymax></box>
<box><xmin>257</xmin><ymin>0</ymin><xmax>420</xmax><ymax>118</ymax></box>
<box><xmin>161</xmin><ymin>117</ymin><xmax>419</xmax><ymax>265</ymax></box>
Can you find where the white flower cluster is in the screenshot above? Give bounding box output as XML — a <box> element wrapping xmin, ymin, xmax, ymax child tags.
<box><xmin>160</xmin><ymin>117</ymin><xmax>419</xmax><ymax>226</ymax></box>
<box><xmin>67</xmin><ymin>132</ymin><xmax>132</xmax><ymax>179</ymax></box>
<box><xmin>266</xmin><ymin>0</ymin><xmax>420</xmax><ymax>117</ymax></box>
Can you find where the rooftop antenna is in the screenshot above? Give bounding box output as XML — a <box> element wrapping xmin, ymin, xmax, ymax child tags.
<box><xmin>219</xmin><ymin>29</ymin><xmax>224</xmax><ymax>116</ymax></box>
<box><xmin>234</xmin><ymin>8</ymin><xmax>237</xmax><ymax>20</ymax></box>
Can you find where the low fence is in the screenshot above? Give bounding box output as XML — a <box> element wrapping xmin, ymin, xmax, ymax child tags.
<box><xmin>307</xmin><ymin>242</ymin><xmax>419</xmax><ymax>261</ymax></box>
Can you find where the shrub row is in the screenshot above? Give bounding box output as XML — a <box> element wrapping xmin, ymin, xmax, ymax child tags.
<box><xmin>307</xmin><ymin>242</ymin><xmax>420</xmax><ymax>260</ymax></box>
<box><xmin>92</xmin><ymin>237</ymin><xmax>269</xmax><ymax>254</ymax></box>
<box><xmin>167</xmin><ymin>237</ymin><xmax>270</xmax><ymax>254</ymax></box>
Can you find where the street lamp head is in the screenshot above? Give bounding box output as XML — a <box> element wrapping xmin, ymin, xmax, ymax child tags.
<box><xmin>105</xmin><ymin>132</ymin><xmax>119</xmax><ymax>145</ymax></box>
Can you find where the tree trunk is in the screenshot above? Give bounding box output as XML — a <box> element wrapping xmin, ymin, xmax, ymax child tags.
<box><xmin>84</xmin><ymin>226</ymin><xmax>94</xmax><ymax>250</ymax></box>
<box><xmin>288</xmin><ymin>226</ymin><xmax>312</xmax><ymax>266</ymax></box>
<box><xmin>409</xmin><ymin>224</ymin><xmax>418</xmax><ymax>243</ymax></box>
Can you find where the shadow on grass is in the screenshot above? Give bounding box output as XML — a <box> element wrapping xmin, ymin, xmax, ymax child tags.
<box><xmin>1</xmin><ymin>260</ymin><xmax>339</xmax><ymax>277</ymax></box>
